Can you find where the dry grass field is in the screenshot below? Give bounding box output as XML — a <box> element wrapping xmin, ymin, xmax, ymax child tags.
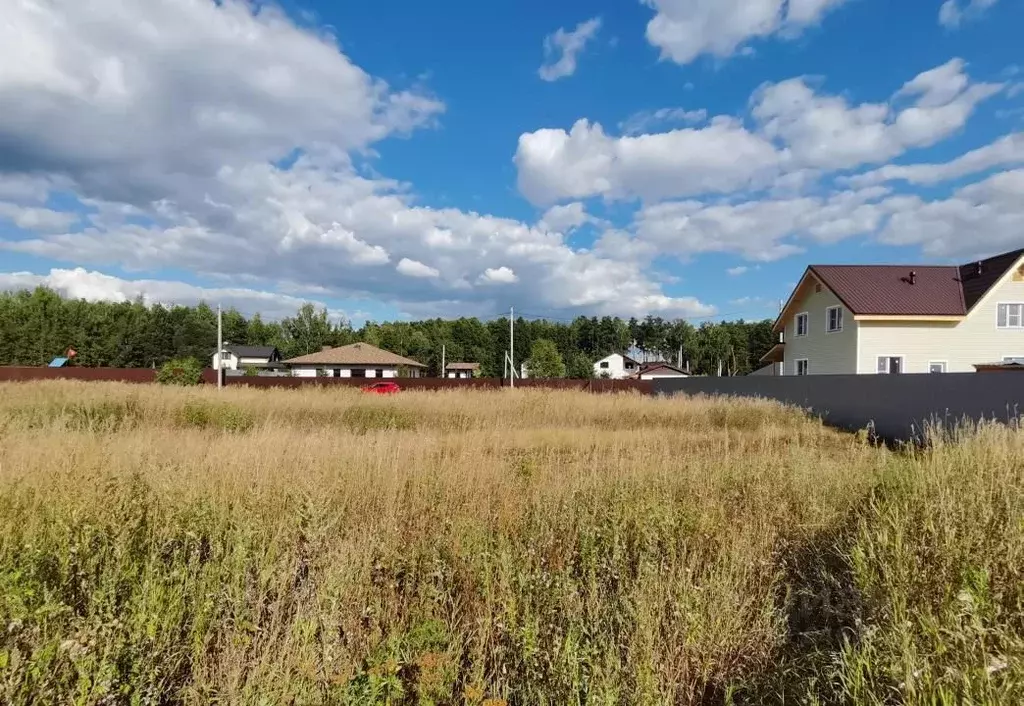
<box><xmin>0</xmin><ymin>381</ymin><xmax>1021</xmax><ymax>705</ymax></box>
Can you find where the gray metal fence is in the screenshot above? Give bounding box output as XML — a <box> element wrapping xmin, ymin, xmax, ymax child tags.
<box><xmin>653</xmin><ymin>373</ymin><xmax>1024</xmax><ymax>442</ymax></box>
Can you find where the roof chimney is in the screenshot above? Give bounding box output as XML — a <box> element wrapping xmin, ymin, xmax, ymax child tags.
<box><xmin>909</xmin><ymin>270</ymin><xmax>916</xmax><ymax>285</ymax></box>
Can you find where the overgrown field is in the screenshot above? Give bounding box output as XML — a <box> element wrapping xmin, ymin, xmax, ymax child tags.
<box><xmin>0</xmin><ymin>382</ymin><xmax>1021</xmax><ymax>705</ymax></box>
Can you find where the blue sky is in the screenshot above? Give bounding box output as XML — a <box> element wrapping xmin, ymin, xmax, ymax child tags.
<box><xmin>1</xmin><ymin>0</ymin><xmax>1022</xmax><ymax>325</ymax></box>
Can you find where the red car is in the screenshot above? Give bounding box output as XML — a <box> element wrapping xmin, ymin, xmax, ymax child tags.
<box><xmin>361</xmin><ymin>381</ymin><xmax>401</xmax><ymax>394</ymax></box>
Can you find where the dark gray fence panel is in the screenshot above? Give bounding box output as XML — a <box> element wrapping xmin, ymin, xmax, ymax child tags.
<box><xmin>653</xmin><ymin>374</ymin><xmax>1024</xmax><ymax>442</ymax></box>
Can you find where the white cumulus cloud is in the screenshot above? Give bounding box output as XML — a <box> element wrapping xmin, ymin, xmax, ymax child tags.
<box><xmin>0</xmin><ymin>0</ymin><xmax>714</xmax><ymax>320</ymax></box>
<box><xmin>939</xmin><ymin>0</ymin><xmax>1000</xmax><ymax>28</ymax></box>
<box><xmin>537</xmin><ymin>202</ymin><xmax>594</xmax><ymax>233</ymax></box>
<box><xmin>0</xmin><ymin>268</ymin><xmax>345</xmax><ymax>320</ymax></box>
<box><xmin>643</xmin><ymin>0</ymin><xmax>849</xmax><ymax>65</ymax></box>
<box><xmin>844</xmin><ymin>132</ymin><xmax>1024</xmax><ymax>187</ymax></box>
<box><xmin>515</xmin><ymin>117</ymin><xmax>781</xmax><ymax>204</ymax></box>
<box><xmin>396</xmin><ymin>258</ymin><xmax>440</xmax><ymax>279</ymax></box>
<box><xmin>516</xmin><ymin>59</ymin><xmax>1001</xmax><ymax>206</ymax></box>
<box><xmin>539</xmin><ymin>17</ymin><xmax>602</xmax><ymax>82</ymax></box>
<box><xmin>479</xmin><ymin>267</ymin><xmax>519</xmax><ymax>285</ymax></box>
<box><xmin>752</xmin><ymin>59</ymin><xmax>1001</xmax><ymax>171</ymax></box>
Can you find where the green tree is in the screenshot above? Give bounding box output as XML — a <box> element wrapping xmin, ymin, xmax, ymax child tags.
<box><xmin>565</xmin><ymin>352</ymin><xmax>594</xmax><ymax>379</ymax></box>
<box><xmin>282</xmin><ymin>303</ymin><xmax>333</xmax><ymax>357</ymax></box>
<box><xmin>526</xmin><ymin>339</ymin><xmax>566</xmax><ymax>379</ymax></box>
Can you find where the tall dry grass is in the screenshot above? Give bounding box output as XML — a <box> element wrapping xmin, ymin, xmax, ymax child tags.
<box><xmin>0</xmin><ymin>381</ymin><xmax>1020</xmax><ymax>705</ymax></box>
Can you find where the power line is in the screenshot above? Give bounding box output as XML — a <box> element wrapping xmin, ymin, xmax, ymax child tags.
<box><xmin>512</xmin><ymin>309</ymin><xmax>774</xmax><ymax>324</ymax></box>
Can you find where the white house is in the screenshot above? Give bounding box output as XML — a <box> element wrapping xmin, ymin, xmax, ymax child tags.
<box><xmin>283</xmin><ymin>342</ymin><xmax>425</xmax><ymax>378</ymax></box>
<box><xmin>445</xmin><ymin>362</ymin><xmax>480</xmax><ymax>379</ymax></box>
<box><xmin>212</xmin><ymin>345</ymin><xmax>282</xmax><ymax>371</ymax></box>
<box><xmin>593</xmin><ymin>353</ymin><xmax>639</xmax><ymax>379</ymax></box>
<box><xmin>765</xmin><ymin>247</ymin><xmax>1024</xmax><ymax>375</ymax></box>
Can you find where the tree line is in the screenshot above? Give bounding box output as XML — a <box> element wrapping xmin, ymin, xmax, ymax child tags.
<box><xmin>0</xmin><ymin>287</ymin><xmax>777</xmax><ymax>377</ymax></box>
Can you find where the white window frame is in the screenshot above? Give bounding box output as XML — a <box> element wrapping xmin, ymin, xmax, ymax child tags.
<box><xmin>795</xmin><ymin>358</ymin><xmax>809</xmax><ymax>376</ymax></box>
<box><xmin>928</xmin><ymin>361</ymin><xmax>947</xmax><ymax>373</ymax></box>
<box><xmin>997</xmin><ymin>303</ymin><xmax>1024</xmax><ymax>329</ymax></box>
<box><xmin>794</xmin><ymin>312</ymin><xmax>809</xmax><ymax>337</ymax></box>
<box><xmin>825</xmin><ymin>305</ymin><xmax>843</xmax><ymax>334</ymax></box>
<box><xmin>876</xmin><ymin>355</ymin><xmax>905</xmax><ymax>375</ymax></box>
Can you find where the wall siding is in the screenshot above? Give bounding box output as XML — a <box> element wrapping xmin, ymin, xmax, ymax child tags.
<box><xmin>783</xmin><ymin>284</ymin><xmax>858</xmax><ymax>375</ymax></box>
<box><xmin>593</xmin><ymin>354</ymin><xmax>637</xmax><ymax>380</ymax></box>
<box><xmin>858</xmin><ymin>271</ymin><xmax>1024</xmax><ymax>373</ymax></box>
<box><xmin>289</xmin><ymin>365</ymin><xmax>400</xmax><ymax>378</ymax></box>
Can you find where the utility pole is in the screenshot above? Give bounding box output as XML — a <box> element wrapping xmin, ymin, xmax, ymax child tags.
<box><xmin>509</xmin><ymin>306</ymin><xmax>515</xmax><ymax>389</ymax></box>
<box><xmin>216</xmin><ymin>303</ymin><xmax>223</xmax><ymax>390</ymax></box>
<box><xmin>441</xmin><ymin>343</ymin><xmax>446</xmax><ymax>378</ymax></box>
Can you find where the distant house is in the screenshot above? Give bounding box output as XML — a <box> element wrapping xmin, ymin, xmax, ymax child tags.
<box><xmin>212</xmin><ymin>345</ymin><xmax>282</xmax><ymax>371</ymax></box>
<box><xmin>445</xmin><ymin>362</ymin><xmax>480</xmax><ymax>379</ymax></box>
<box><xmin>284</xmin><ymin>342</ymin><xmax>425</xmax><ymax>379</ymax></box>
<box><xmin>593</xmin><ymin>353</ymin><xmax>639</xmax><ymax>379</ymax></box>
<box><xmin>632</xmin><ymin>362</ymin><xmax>689</xmax><ymax>380</ymax></box>
<box><xmin>767</xmin><ymin>247</ymin><xmax>1024</xmax><ymax>375</ymax></box>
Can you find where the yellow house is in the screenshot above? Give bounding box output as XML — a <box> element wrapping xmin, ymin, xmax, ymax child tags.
<box><xmin>764</xmin><ymin>247</ymin><xmax>1024</xmax><ymax>375</ymax></box>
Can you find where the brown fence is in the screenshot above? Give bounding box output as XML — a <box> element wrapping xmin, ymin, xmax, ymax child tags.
<box><xmin>222</xmin><ymin>376</ymin><xmax>651</xmax><ymax>394</ymax></box>
<box><xmin>0</xmin><ymin>367</ymin><xmax>650</xmax><ymax>394</ymax></box>
<box><xmin>0</xmin><ymin>366</ymin><xmax>157</xmax><ymax>383</ymax></box>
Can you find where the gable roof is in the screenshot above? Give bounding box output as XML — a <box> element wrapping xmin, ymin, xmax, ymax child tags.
<box><xmin>284</xmin><ymin>342</ymin><xmax>426</xmax><ymax>367</ymax></box>
<box><xmin>633</xmin><ymin>362</ymin><xmax>688</xmax><ymax>377</ymax></box>
<box><xmin>809</xmin><ymin>265</ymin><xmax>966</xmax><ymax>316</ymax></box>
<box><xmin>959</xmin><ymin>247</ymin><xmax>1024</xmax><ymax>310</ymax></box>
<box><xmin>221</xmin><ymin>345</ymin><xmax>279</xmax><ymax>359</ymax></box>
<box><xmin>596</xmin><ymin>352</ymin><xmax>638</xmax><ymax>365</ymax></box>
<box><xmin>776</xmin><ymin>247</ymin><xmax>1024</xmax><ymax>331</ymax></box>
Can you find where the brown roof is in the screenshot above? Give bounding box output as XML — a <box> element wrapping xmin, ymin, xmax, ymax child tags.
<box><xmin>632</xmin><ymin>362</ymin><xmax>688</xmax><ymax>378</ymax></box>
<box><xmin>445</xmin><ymin>362</ymin><xmax>480</xmax><ymax>370</ymax></box>
<box><xmin>799</xmin><ymin>247</ymin><xmax>1024</xmax><ymax>318</ymax></box>
<box><xmin>809</xmin><ymin>265</ymin><xmax>966</xmax><ymax>316</ymax></box>
<box><xmin>959</xmin><ymin>248</ymin><xmax>1024</xmax><ymax>310</ymax></box>
<box><xmin>284</xmin><ymin>343</ymin><xmax>425</xmax><ymax>367</ymax></box>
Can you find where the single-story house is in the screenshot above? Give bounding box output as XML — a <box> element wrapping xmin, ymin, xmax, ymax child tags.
<box><xmin>213</xmin><ymin>345</ymin><xmax>282</xmax><ymax>371</ymax></box>
<box><xmin>284</xmin><ymin>342</ymin><xmax>425</xmax><ymax>378</ymax></box>
<box><xmin>445</xmin><ymin>362</ymin><xmax>480</xmax><ymax>379</ymax></box>
<box><xmin>631</xmin><ymin>362</ymin><xmax>689</xmax><ymax>380</ymax></box>
<box><xmin>593</xmin><ymin>353</ymin><xmax>639</xmax><ymax>379</ymax></box>
<box><xmin>766</xmin><ymin>246</ymin><xmax>1024</xmax><ymax>375</ymax></box>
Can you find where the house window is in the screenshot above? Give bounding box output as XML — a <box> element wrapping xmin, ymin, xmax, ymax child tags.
<box><xmin>333</xmin><ymin>368</ymin><xmax>341</xmax><ymax>377</ymax></box>
<box><xmin>795</xmin><ymin>359</ymin><xmax>809</xmax><ymax>376</ymax></box>
<box><xmin>928</xmin><ymin>362</ymin><xmax>947</xmax><ymax>373</ymax></box>
<box><xmin>375</xmin><ymin>369</ymin><xmax>384</xmax><ymax>378</ymax></box>
<box><xmin>625</xmin><ymin>362</ymin><xmax>635</xmax><ymax>369</ymax></box>
<box><xmin>795</xmin><ymin>312</ymin><xmax>809</xmax><ymax>337</ymax></box>
<box><xmin>876</xmin><ymin>356</ymin><xmax>903</xmax><ymax>374</ymax></box>
<box><xmin>826</xmin><ymin>306</ymin><xmax>843</xmax><ymax>333</ymax></box>
<box><xmin>600</xmin><ymin>361</ymin><xmax>610</xmax><ymax>369</ymax></box>
<box><xmin>997</xmin><ymin>303</ymin><xmax>1024</xmax><ymax>328</ymax></box>
<box><xmin>351</xmin><ymin>368</ymin><xmax>366</xmax><ymax>378</ymax></box>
